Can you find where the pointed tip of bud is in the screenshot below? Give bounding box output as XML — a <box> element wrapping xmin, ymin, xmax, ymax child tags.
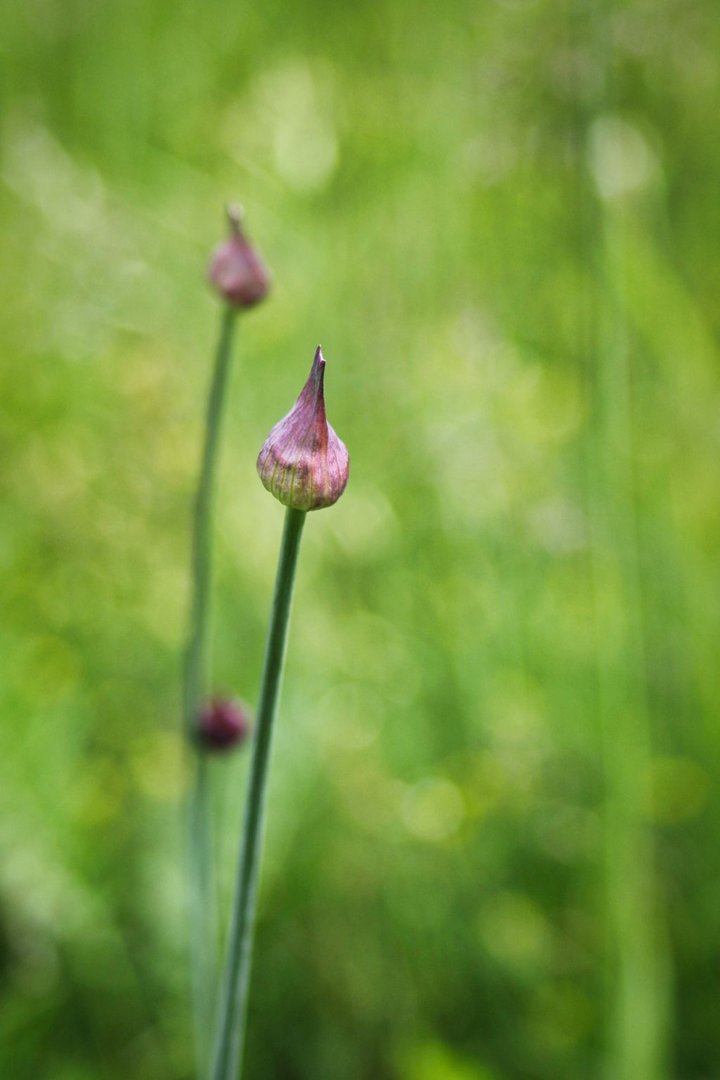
<box><xmin>226</xmin><ymin>202</ymin><xmax>245</xmax><ymax>234</ymax></box>
<box><xmin>306</xmin><ymin>346</ymin><xmax>326</xmax><ymax>403</ymax></box>
<box><xmin>208</xmin><ymin>206</ymin><xmax>270</xmax><ymax>310</ymax></box>
<box><xmin>257</xmin><ymin>347</ymin><xmax>350</xmax><ymax>511</ymax></box>
<box><xmin>196</xmin><ymin>696</ymin><xmax>252</xmax><ymax>752</ymax></box>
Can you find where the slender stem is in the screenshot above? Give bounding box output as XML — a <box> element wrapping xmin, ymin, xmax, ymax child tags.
<box><xmin>183</xmin><ymin>305</ymin><xmax>238</xmax><ymax>1076</ymax></box>
<box><xmin>210</xmin><ymin>507</ymin><xmax>307</xmax><ymax>1080</ymax></box>
<box><xmin>184</xmin><ymin>306</ymin><xmax>238</xmax><ymax>739</ymax></box>
<box><xmin>188</xmin><ymin>756</ymin><xmax>215</xmax><ymax>1075</ymax></box>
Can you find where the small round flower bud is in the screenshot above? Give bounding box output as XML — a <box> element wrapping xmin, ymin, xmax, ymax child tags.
<box><xmin>207</xmin><ymin>205</ymin><xmax>270</xmax><ymax>309</ymax></box>
<box><xmin>196</xmin><ymin>696</ymin><xmax>252</xmax><ymax>752</ymax></box>
<box><xmin>257</xmin><ymin>346</ymin><xmax>350</xmax><ymax>511</ymax></box>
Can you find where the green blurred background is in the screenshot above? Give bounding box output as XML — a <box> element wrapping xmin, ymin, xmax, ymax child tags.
<box><xmin>2</xmin><ymin>0</ymin><xmax>719</xmax><ymax>1077</ymax></box>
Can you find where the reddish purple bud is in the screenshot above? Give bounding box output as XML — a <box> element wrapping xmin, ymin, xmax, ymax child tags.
<box><xmin>257</xmin><ymin>346</ymin><xmax>350</xmax><ymax>511</ymax></box>
<box><xmin>196</xmin><ymin>696</ymin><xmax>252</xmax><ymax>752</ymax></box>
<box><xmin>207</xmin><ymin>205</ymin><xmax>270</xmax><ymax>309</ymax></box>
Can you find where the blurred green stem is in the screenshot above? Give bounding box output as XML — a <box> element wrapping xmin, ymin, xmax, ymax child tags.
<box><xmin>210</xmin><ymin>507</ymin><xmax>306</xmax><ymax>1080</ymax></box>
<box><xmin>184</xmin><ymin>306</ymin><xmax>237</xmax><ymax>741</ymax></box>
<box><xmin>184</xmin><ymin>305</ymin><xmax>237</xmax><ymax>1075</ymax></box>
<box><xmin>569</xmin><ymin>7</ymin><xmax>670</xmax><ymax>1074</ymax></box>
<box><xmin>592</xmin><ymin>213</ymin><xmax>670</xmax><ymax>1080</ymax></box>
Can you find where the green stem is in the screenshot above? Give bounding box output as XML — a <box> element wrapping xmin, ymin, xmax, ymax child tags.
<box><xmin>210</xmin><ymin>507</ymin><xmax>307</xmax><ymax>1080</ymax></box>
<box><xmin>184</xmin><ymin>306</ymin><xmax>237</xmax><ymax>739</ymax></box>
<box><xmin>183</xmin><ymin>305</ymin><xmax>237</xmax><ymax>1075</ymax></box>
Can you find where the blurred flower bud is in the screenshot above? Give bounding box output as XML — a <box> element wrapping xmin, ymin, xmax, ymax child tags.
<box><xmin>257</xmin><ymin>346</ymin><xmax>350</xmax><ymax>511</ymax></box>
<box><xmin>208</xmin><ymin>205</ymin><xmax>270</xmax><ymax>309</ymax></box>
<box><xmin>196</xmin><ymin>696</ymin><xmax>252</xmax><ymax>752</ymax></box>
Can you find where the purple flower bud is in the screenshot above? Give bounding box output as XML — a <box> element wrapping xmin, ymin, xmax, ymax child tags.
<box><xmin>257</xmin><ymin>347</ymin><xmax>350</xmax><ymax>511</ymax></box>
<box><xmin>207</xmin><ymin>205</ymin><xmax>270</xmax><ymax>309</ymax></box>
<box><xmin>196</xmin><ymin>696</ymin><xmax>252</xmax><ymax>752</ymax></box>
